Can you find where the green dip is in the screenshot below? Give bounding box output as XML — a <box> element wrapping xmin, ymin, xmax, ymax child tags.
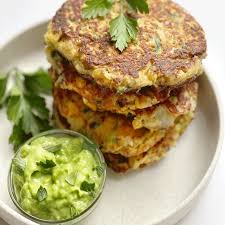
<box><xmin>11</xmin><ymin>133</ymin><xmax>104</xmax><ymax>221</ymax></box>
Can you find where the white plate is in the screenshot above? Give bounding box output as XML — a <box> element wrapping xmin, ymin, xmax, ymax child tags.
<box><xmin>0</xmin><ymin>22</ymin><xmax>223</xmax><ymax>225</ymax></box>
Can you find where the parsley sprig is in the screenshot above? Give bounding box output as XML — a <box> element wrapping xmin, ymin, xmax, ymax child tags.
<box><xmin>82</xmin><ymin>0</ymin><xmax>149</xmax><ymax>51</ymax></box>
<box><xmin>0</xmin><ymin>69</ymin><xmax>52</xmax><ymax>151</ymax></box>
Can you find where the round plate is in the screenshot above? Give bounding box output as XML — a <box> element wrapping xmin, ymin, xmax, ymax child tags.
<box><xmin>0</xmin><ymin>22</ymin><xmax>223</xmax><ymax>225</ymax></box>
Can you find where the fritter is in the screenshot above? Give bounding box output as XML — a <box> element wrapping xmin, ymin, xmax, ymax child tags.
<box><xmin>53</xmin><ymin>84</ymin><xmax>197</xmax><ymax>157</ymax></box>
<box><xmin>45</xmin><ymin>0</ymin><xmax>206</xmax><ymax>91</ymax></box>
<box><xmin>104</xmin><ymin>113</ymin><xmax>193</xmax><ymax>172</ymax></box>
<box><xmin>52</xmin><ymin>68</ymin><xmax>198</xmax><ymax>131</ymax></box>
<box><xmin>132</xmin><ymin>82</ymin><xmax>198</xmax><ymax>129</ymax></box>
<box><xmin>53</xmin><ymin>89</ymin><xmax>167</xmax><ymax>157</ymax></box>
<box><xmin>48</xmin><ymin>51</ymin><xmax>170</xmax><ymax>114</ymax></box>
<box><xmin>54</xmin><ymin>106</ymin><xmax>194</xmax><ymax>172</ymax></box>
<box><xmin>48</xmin><ymin>51</ymin><xmax>197</xmax><ymax>117</ymax></box>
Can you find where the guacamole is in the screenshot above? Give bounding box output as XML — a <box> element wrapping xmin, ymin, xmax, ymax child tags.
<box><xmin>11</xmin><ymin>134</ymin><xmax>104</xmax><ymax>221</ymax></box>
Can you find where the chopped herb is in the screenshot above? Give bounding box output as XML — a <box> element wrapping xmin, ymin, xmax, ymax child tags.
<box><xmin>80</xmin><ymin>181</ymin><xmax>95</xmax><ymax>193</ymax></box>
<box><xmin>37</xmin><ymin>186</ymin><xmax>47</xmax><ymax>202</ymax></box>
<box><xmin>153</xmin><ymin>36</ymin><xmax>161</xmax><ymax>53</ymax></box>
<box><xmin>36</xmin><ymin>159</ymin><xmax>56</xmax><ymax>169</ymax></box>
<box><xmin>43</xmin><ymin>144</ymin><xmax>62</xmax><ymax>153</ymax></box>
<box><xmin>65</xmin><ymin>172</ymin><xmax>78</xmax><ymax>186</ymax></box>
<box><xmin>82</xmin><ymin>0</ymin><xmax>150</xmax><ymax>51</ymax></box>
<box><xmin>70</xmin><ymin>206</ymin><xmax>78</xmax><ymax>218</ymax></box>
<box><xmin>93</xmin><ymin>166</ymin><xmax>104</xmax><ymax>177</ymax></box>
<box><xmin>31</xmin><ymin>170</ymin><xmax>40</xmax><ymax>177</ymax></box>
<box><xmin>116</xmin><ymin>86</ymin><xmax>128</xmax><ymax>95</ymax></box>
<box><xmin>12</xmin><ymin>158</ymin><xmax>26</xmax><ymax>175</ymax></box>
<box><xmin>126</xmin><ymin>112</ymin><xmax>134</xmax><ymax>121</ymax></box>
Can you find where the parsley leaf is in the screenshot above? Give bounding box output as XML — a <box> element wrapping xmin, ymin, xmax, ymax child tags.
<box><xmin>8</xmin><ymin>96</ymin><xmax>45</xmax><ymax>137</ymax></box>
<box><xmin>7</xmin><ymin>96</ymin><xmax>23</xmax><ymax>125</ymax></box>
<box><xmin>9</xmin><ymin>122</ymin><xmax>29</xmax><ymax>151</ymax></box>
<box><xmin>24</xmin><ymin>69</ymin><xmax>52</xmax><ymax>95</ymax></box>
<box><xmin>26</xmin><ymin>95</ymin><xmax>49</xmax><ymax>120</ymax></box>
<box><xmin>10</xmin><ymin>70</ymin><xmax>24</xmax><ymax>96</ymax></box>
<box><xmin>82</xmin><ymin>0</ymin><xmax>113</xmax><ymax>19</ymax></box>
<box><xmin>80</xmin><ymin>181</ymin><xmax>95</xmax><ymax>193</ymax></box>
<box><xmin>110</xmin><ymin>13</ymin><xmax>138</xmax><ymax>52</ymax></box>
<box><xmin>37</xmin><ymin>186</ymin><xmax>47</xmax><ymax>202</ymax></box>
<box><xmin>43</xmin><ymin>144</ymin><xmax>62</xmax><ymax>153</ymax></box>
<box><xmin>36</xmin><ymin>159</ymin><xmax>56</xmax><ymax>169</ymax></box>
<box><xmin>34</xmin><ymin>117</ymin><xmax>52</xmax><ymax>133</ymax></box>
<box><xmin>1</xmin><ymin>68</ymin><xmax>52</xmax><ymax>151</ymax></box>
<box><xmin>0</xmin><ymin>73</ymin><xmax>8</xmax><ymax>106</ymax></box>
<box><xmin>126</xmin><ymin>0</ymin><xmax>149</xmax><ymax>13</ymax></box>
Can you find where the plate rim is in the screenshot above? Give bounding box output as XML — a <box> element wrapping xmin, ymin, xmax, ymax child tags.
<box><xmin>151</xmin><ymin>66</ymin><xmax>224</xmax><ymax>225</ymax></box>
<box><xmin>0</xmin><ymin>21</ymin><xmax>224</xmax><ymax>225</ymax></box>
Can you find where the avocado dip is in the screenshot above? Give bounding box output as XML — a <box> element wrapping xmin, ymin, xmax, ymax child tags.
<box><xmin>10</xmin><ymin>131</ymin><xmax>105</xmax><ymax>222</ymax></box>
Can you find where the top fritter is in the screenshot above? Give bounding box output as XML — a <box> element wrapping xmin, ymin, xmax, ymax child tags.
<box><xmin>45</xmin><ymin>0</ymin><xmax>206</xmax><ymax>91</ymax></box>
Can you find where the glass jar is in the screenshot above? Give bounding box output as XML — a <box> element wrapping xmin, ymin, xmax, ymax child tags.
<box><xmin>8</xmin><ymin>129</ymin><xmax>106</xmax><ymax>225</ymax></box>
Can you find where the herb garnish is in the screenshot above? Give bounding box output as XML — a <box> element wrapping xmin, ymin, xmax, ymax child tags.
<box><xmin>12</xmin><ymin>158</ymin><xmax>26</xmax><ymax>175</ymax></box>
<box><xmin>65</xmin><ymin>172</ymin><xmax>78</xmax><ymax>186</ymax></box>
<box><xmin>43</xmin><ymin>144</ymin><xmax>62</xmax><ymax>153</ymax></box>
<box><xmin>80</xmin><ymin>181</ymin><xmax>95</xmax><ymax>193</ymax></box>
<box><xmin>37</xmin><ymin>186</ymin><xmax>47</xmax><ymax>202</ymax></box>
<box><xmin>109</xmin><ymin>13</ymin><xmax>138</xmax><ymax>52</ymax></box>
<box><xmin>127</xmin><ymin>0</ymin><xmax>149</xmax><ymax>13</ymax></box>
<box><xmin>82</xmin><ymin>0</ymin><xmax>113</xmax><ymax>19</ymax></box>
<box><xmin>93</xmin><ymin>165</ymin><xmax>104</xmax><ymax>177</ymax></box>
<box><xmin>82</xmin><ymin>139</ymin><xmax>98</xmax><ymax>152</ymax></box>
<box><xmin>36</xmin><ymin>159</ymin><xmax>56</xmax><ymax>169</ymax></box>
<box><xmin>70</xmin><ymin>206</ymin><xmax>78</xmax><ymax>218</ymax></box>
<box><xmin>82</xmin><ymin>0</ymin><xmax>150</xmax><ymax>51</ymax></box>
<box><xmin>0</xmin><ymin>69</ymin><xmax>52</xmax><ymax>151</ymax></box>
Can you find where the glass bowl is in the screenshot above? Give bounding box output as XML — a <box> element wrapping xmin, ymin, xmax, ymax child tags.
<box><xmin>8</xmin><ymin>129</ymin><xmax>106</xmax><ymax>225</ymax></box>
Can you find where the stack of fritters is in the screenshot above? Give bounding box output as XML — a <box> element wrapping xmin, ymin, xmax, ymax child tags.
<box><xmin>45</xmin><ymin>0</ymin><xmax>206</xmax><ymax>172</ymax></box>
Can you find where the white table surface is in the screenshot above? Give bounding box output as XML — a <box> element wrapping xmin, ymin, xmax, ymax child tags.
<box><xmin>0</xmin><ymin>0</ymin><xmax>225</xmax><ymax>225</ymax></box>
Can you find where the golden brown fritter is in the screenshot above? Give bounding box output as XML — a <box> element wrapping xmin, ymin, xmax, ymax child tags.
<box><xmin>54</xmin><ymin>107</ymin><xmax>194</xmax><ymax>173</ymax></box>
<box><xmin>48</xmin><ymin>60</ymin><xmax>170</xmax><ymax>115</ymax></box>
<box><xmin>132</xmin><ymin>81</ymin><xmax>198</xmax><ymax>129</ymax></box>
<box><xmin>45</xmin><ymin>0</ymin><xmax>206</xmax><ymax>91</ymax></box>
<box><xmin>53</xmin><ymin>83</ymin><xmax>197</xmax><ymax>157</ymax></box>
<box><xmin>50</xmin><ymin>58</ymin><xmax>198</xmax><ymax>130</ymax></box>
<box><xmin>104</xmin><ymin>113</ymin><xmax>193</xmax><ymax>172</ymax></box>
<box><xmin>53</xmin><ymin>88</ymin><xmax>167</xmax><ymax>157</ymax></box>
<box><xmin>48</xmin><ymin>51</ymin><xmax>198</xmax><ymax>116</ymax></box>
